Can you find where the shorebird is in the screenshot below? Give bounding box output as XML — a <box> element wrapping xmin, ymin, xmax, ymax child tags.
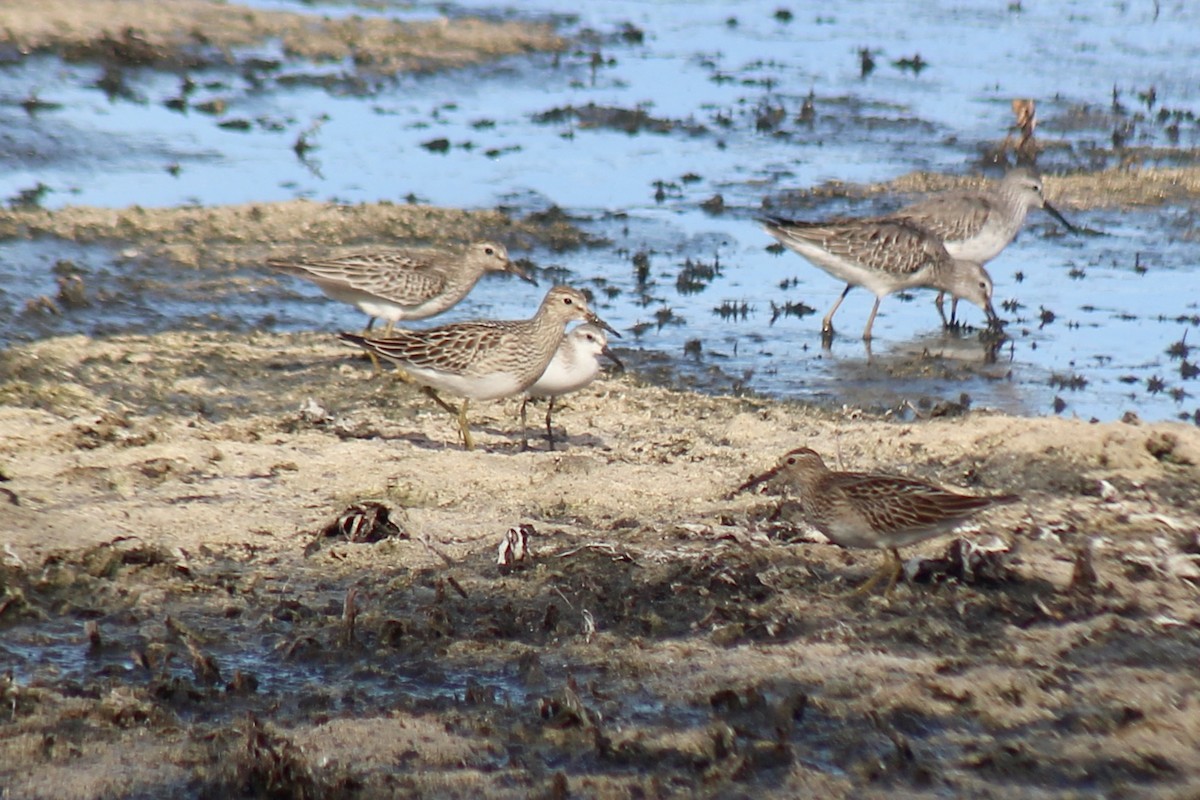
<box><xmin>736</xmin><ymin>447</ymin><xmax>1018</xmax><ymax>595</ymax></box>
<box><xmin>338</xmin><ymin>286</ymin><xmax>617</xmax><ymax>450</ymax></box>
<box><xmin>268</xmin><ymin>241</ymin><xmax>536</xmax><ymax>335</ymax></box>
<box><xmin>889</xmin><ymin>168</ymin><xmax>1077</xmax><ymax>324</ymax></box>
<box><xmin>761</xmin><ymin>216</ymin><xmax>998</xmax><ymax>341</ymax></box>
<box><xmin>521</xmin><ymin>323</ymin><xmax>624</xmax><ymax>450</ymax></box>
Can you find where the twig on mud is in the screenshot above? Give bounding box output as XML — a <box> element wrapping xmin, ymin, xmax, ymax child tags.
<box><xmin>341</xmin><ymin>587</ymin><xmax>358</xmax><ymax>646</ymax></box>
<box><xmin>184</xmin><ymin>637</ymin><xmax>222</xmax><ymax>685</ymax></box>
<box><xmin>1070</xmin><ymin>539</ymin><xmax>1099</xmax><ymax>593</ymax></box>
<box><xmin>85</xmin><ymin>620</ymin><xmax>101</xmax><ymax>652</ymax></box>
<box><xmin>280</xmin><ymin>635</ymin><xmax>320</xmax><ymax>660</ymax></box>
<box><xmin>555</xmin><ymin>542</ymin><xmax>636</xmax><ymax>563</ymax></box>
<box><xmin>677</xmin><ymin>523</ymin><xmax>773</xmax><ymax>548</ymax></box>
<box><xmin>418</xmin><ymin>533</ymin><xmax>455</xmax><ymax>568</ymax></box>
<box><xmin>166</xmin><ymin>616</ymin><xmax>223</xmax><ymax>685</ymax></box>
<box><xmin>164</xmin><ymin>615</ymin><xmax>207</xmax><ymax>645</ymax></box>
<box><xmin>3</xmin><ymin>543</ymin><xmax>25</xmax><ymax>568</ymax></box>
<box><xmin>551</xmin><ymin>585</ymin><xmax>576</xmax><ymax>610</ymax></box>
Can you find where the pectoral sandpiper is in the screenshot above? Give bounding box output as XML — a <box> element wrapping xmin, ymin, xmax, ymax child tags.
<box><xmin>338</xmin><ymin>286</ymin><xmax>617</xmax><ymax>450</ymax></box>
<box><xmin>736</xmin><ymin>447</ymin><xmax>1018</xmax><ymax>594</ymax></box>
<box><xmin>268</xmin><ymin>241</ymin><xmax>536</xmax><ymax>335</ymax></box>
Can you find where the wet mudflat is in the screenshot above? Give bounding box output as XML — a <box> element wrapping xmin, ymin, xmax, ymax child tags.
<box><xmin>3</xmin><ymin>1</ymin><xmax>1200</xmax><ymax>798</ymax></box>
<box><xmin>3</xmin><ymin>330</ymin><xmax>1200</xmax><ymax>798</ymax></box>
<box><xmin>2</xmin><ymin>0</ymin><xmax>1200</xmax><ymax>420</ymax></box>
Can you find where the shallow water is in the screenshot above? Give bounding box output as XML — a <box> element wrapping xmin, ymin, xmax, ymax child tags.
<box><xmin>2</xmin><ymin>0</ymin><xmax>1199</xmax><ymax>421</ymax></box>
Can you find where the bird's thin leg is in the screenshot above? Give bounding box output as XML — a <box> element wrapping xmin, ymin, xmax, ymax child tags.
<box><xmin>837</xmin><ymin>549</ymin><xmax>902</xmax><ymax>598</ymax></box>
<box><xmin>457</xmin><ymin>399</ymin><xmax>474</xmax><ymax>451</ymax></box>
<box><xmin>881</xmin><ymin>549</ymin><xmax>904</xmax><ymax>595</ymax></box>
<box><xmin>421</xmin><ymin>386</ymin><xmax>472</xmax><ymax>448</ymax></box>
<box><xmin>949</xmin><ymin>297</ymin><xmax>960</xmax><ymax>326</ymax></box>
<box><xmin>382</xmin><ymin>320</ymin><xmax>396</xmax><ymax>337</ymax></box>
<box><xmin>935</xmin><ymin>292</ymin><xmax>948</xmax><ymax>327</ymax></box>
<box><xmin>421</xmin><ymin>385</ymin><xmax>459</xmax><ymax>416</ymax></box>
<box><xmin>862</xmin><ymin>296</ymin><xmax>882</xmax><ymax>341</ymax></box>
<box><xmin>356</xmin><ymin>318</ymin><xmax>385</xmax><ymax>377</ymax></box>
<box><xmin>544</xmin><ymin>397</ymin><xmax>557</xmax><ymax>451</ymax></box>
<box><xmin>520</xmin><ymin>397</ymin><xmax>531</xmax><ymax>451</ymax></box>
<box><xmin>822</xmin><ymin>284</ymin><xmax>853</xmax><ymax>335</ymax></box>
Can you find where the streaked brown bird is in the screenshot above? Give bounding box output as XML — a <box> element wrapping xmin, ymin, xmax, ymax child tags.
<box><xmin>887</xmin><ymin>168</ymin><xmax>1078</xmax><ymax>325</ymax></box>
<box><xmin>736</xmin><ymin>447</ymin><xmax>1018</xmax><ymax>594</ymax></box>
<box><xmin>268</xmin><ymin>241</ymin><xmax>536</xmax><ymax>335</ymax></box>
<box><xmin>761</xmin><ymin>216</ymin><xmax>999</xmax><ymax>341</ymax></box>
<box><xmin>338</xmin><ymin>286</ymin><xmax>617</xmax><ymax>451</ymax></box>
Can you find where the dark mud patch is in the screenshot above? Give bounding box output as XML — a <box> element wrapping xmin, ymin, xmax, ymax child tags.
<box><xmin>532</xmin><ymin>103</ymin><xmax>710</xmax><ymax>136</ymax></box>
<box><xmin>6</xmin><ymin>497</ymin><xmax>1200</xmax><ymax>797</ymax></box>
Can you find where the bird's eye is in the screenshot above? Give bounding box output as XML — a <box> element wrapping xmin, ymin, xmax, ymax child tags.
<box><xmin>484</xmin><ymin>247</ymin><xmax>495</xmax><ymax>256</ymax></box>
<box><xmin>786</xmin><ymin>457</ymin><xmax>796</xmax><ymax>465</ymax></box>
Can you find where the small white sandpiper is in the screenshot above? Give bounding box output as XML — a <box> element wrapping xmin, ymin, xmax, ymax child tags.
<box><xmin>521</xmin><ymin>322</ymin><xmax>623</xmax><ymax>450</ymax></box>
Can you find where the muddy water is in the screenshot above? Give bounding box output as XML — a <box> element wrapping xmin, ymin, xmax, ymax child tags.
<box><xmin>2</xmin><ymin>0</ymin><xmax>1199</xmax><ymax>424</ymax></box>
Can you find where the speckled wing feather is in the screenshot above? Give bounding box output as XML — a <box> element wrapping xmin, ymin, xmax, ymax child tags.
<box><xmin>824</xmin><ymin>472</ymin><xmax>1005</xmax><ymax>532</ymax></box>
<box><xmin>269</xmin><ymin>251</ymin><xmax>451</xmax><ymax>301</ymax></box>
<box><xmin>341</xmin><ymin>321</ymin><xmax>525</xmax><ymax>375</ymax></box>
<box><xmin>890</xmin><ymin>193</ymin><xmax>994</xmax><ymax>243</ymax></box>
<box><xmin>764</xmin><ymin>217</ymin><xmax>948</xmax><ymax>275</ymax></box>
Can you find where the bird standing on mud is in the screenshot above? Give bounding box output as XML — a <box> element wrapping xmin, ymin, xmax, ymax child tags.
<box><xmin>521</xmin><ymin>322</ymin><xmax>623</xmax><ymax>450</ymax></box>
<box><xmin>339</xmin><ymin>285</ymin><xmax>618</xmax><ymax>451</ymax></box>
<box><xmin>736</xmin><ymin>447</ymin><xmax>1018</xmax><ymax>594</ymax></box>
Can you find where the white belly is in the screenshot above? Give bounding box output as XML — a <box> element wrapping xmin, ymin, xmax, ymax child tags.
<box><xmin>403</xmin><ymin>367</ymin><xmax>526</xmax><ymax>401</ymax></box>
<box><xmin>527</xmin><ymin>359</ymin><xmax>600</xmax><ymax>398</ymax></box>
<box><xmin>785</xmin><ymin>239</ymin><xmax>916</xmax><ymax>298</ymax></box>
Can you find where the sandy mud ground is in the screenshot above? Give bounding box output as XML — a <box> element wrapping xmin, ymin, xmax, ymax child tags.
<box><xmin>3</xmin><ymin>328</ymin><xmax>1200</xmax><ymax>799</ymax></box>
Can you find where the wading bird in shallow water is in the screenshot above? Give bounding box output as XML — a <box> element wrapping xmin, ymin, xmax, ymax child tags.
<box><xmin>268</xmin><ymin>241</ymin><xmax>536</xmax><ymax>335</ymax></box>
<box><xmin>339</xmin><ymin>286</ymin><xmax>618</xmax><ymax>451</ymax></box>
<box><xmin>761</xmin><ymin>216</ymin><xmax>999</xmax><ymax>342</ymax></box>
<box><xmin>887</xmin><ymin>168</ymin><xmax>1078</xmax><ymax>324</ymax></box>
<box><xmin>736</xmin><ymin>447</ymin><xmax>1018</xmax><ymax>595</ymax></box>
<box><xmin>521</xmin><ymin>322</ymin><xmax>624</xmax><ymax>450</ymax></box>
